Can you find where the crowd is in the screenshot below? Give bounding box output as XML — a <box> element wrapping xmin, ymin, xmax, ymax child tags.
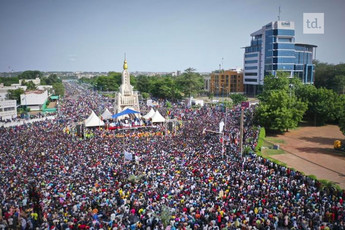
<box><xmin>0</xmin><ymin>81</ymin><xmax>344</xmax><ymax>230</ymax></box>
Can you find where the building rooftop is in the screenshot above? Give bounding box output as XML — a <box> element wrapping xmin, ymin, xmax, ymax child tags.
<box><xmin>295</xmin><ymin>43</ymin><xmax>318</xmax><ymax>48</ymax></box>
<box><xmin>24</xmin><ymin>90</ymin><xmax>45</xmax><ymax>94</ymax></box>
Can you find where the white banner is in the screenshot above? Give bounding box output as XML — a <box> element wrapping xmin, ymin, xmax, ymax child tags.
<box><xmin>124</xmin><ymin>151</ymin><xmax>133</xmax><ymax>161</ymax></box>
<box><xmin>219</xmin><ymin>121</ymin><xmax>225</xmax><ymax>133</ymax></box>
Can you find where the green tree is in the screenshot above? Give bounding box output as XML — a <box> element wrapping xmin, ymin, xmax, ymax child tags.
<box><xmin>334</xmin><ymin>75</ymin><xmax>345</xmax><ymax>94</ymax></box>
<box><xmin>17</xmin><ymin>70</ymin><xmax>43</xmax><ymax>79</ymax></box>
<box><xmin>176</xmin><ymin>68</ymin><xmax>203</xmax><ymax>97</ymax></box>
<box><xmin>339</xmin><ymin>99</ymin><xmax>345</xmax><ymax>135</ymax></box>
<box><xmin>8</xmin><ymin>88</ymin><xmax>24</xmax><ymax>104</ymax></box>
<box><xmin>53</xmin><ymin>83</ymin><xmax>65</xmax><ymax>96</ymax></box>
<box><xmin>136</xmin><ymin>75</ymin><xmax>151</xmax><ymax>93</ymax></box>
<box><xmin>222</xmin><ymin>100</ymin><xmax>233</xmax><ymax>108</ymax></box>
<box><xmin>79</xmin><ymin>77</ymin><xmax>96</xmax><ymax>85</ymax></box>
<box><xmin>141</xmin><ymin>92</ymin><xmax>150</xmax><ymax>99</ymax></box>
<box><xmin>314</xmin><ymin>61</ymin><xmax>345</xmax><ymax>94</ymax></box>
<box><xmin>255</xmin><ymin>90</ymin><xmax>307</xmax><ymax>132</ymax></box>
<box><xmin>0</xmin><ymin>76</ymin><xmax>19</xmax><ymax>86</ymax></box>
<box><xmin>296</xmin><ymin>85</ymin><xmax>342</xmax><ymax>125</ymax></box>
<box><xmin>208</xmin><ymin>92</ymin><xmax>214</xmax><ymax>101</ymax></box>
<box><xmin>41</xmin><ymin>74</ymin><xmax>62</xmax><ymax>85</ymax></box>
<box><xmin>159</xmin><ymin>77</ymin><xmax>182</xmax><ymax>100</ymax></box>
<box><xmin>108</xmin><ymin>72</ymin><xmax>122</xmax><ymax>86</ymax></box>
<box><xmin>130</xmin><ymin>75</ymin><xmax>137</xmax><ymax>89</ymax></box>
<box><xmin>96</xmin><ymin>76</ymin><xmax>119</xmax><ymax>91</ymax></box>
<box><xmin>255</xmin><ymin>73</ymin><xmax>307</xmax><ymax>132</ymax></box>
<box><xmin>259</xmin><ymin>72</ymin><xmax>290</xmax><ymax>101</ymax></box>
<box><xmin>21</xmin><ymin>80</ymin><xmax>37</xmax><ymax>90</ymax></box>
<box><xmin>165</xmin><ymin>101</ymin><xmax>172</xmax><ymax>109</ymax></box>
<box><xmin>229</xmin><ymin>94</ymin><xmax>247</xmax><ymax>105</ymax></box>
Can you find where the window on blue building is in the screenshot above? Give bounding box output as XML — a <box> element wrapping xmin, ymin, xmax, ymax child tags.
<box><xmin>245</xmin><ymin>60</ymin><xmax>258</xmax><ymax>64</ymax></box>
<box><xmin>273</xmin><ymin>29</ymin><xmax>295</xmax><ymax>36</ymax></box>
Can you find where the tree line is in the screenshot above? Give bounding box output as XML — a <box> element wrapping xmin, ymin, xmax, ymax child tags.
<box><xmin>314</xmin><ymin>61</ymin><xmax>345</xmax><ymax>94</ymax></box>
<box><xmin>79</xmin><ymin>68</ymin><xmax>204</xmax><ymax>100</ymax></box>
<box><xmin>254</xmin><ymin>72</ymin><xmax>345</xmax><ymax>134</ymax></box>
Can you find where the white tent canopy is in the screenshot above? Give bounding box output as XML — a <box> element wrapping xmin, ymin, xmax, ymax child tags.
<box><xmin>151</xmin><ymin>110</ymin><xmax>166</xmax><ymax>123</ymax></box>
<box><xmin>84</xmin><ymin>110</ymin><xmax>105</xmax><ymax>127</ymax></box>
<box><xmin>101</xmin><ymin>108</ymin><xmax>113</xmax><ymax>120</ymax></box>
<box><xmin>143</xmin><ymin>108</ymin><xmax>155</xmax><ymax>120</ymax></box>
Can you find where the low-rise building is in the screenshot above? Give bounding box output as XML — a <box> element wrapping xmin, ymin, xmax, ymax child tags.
<box><xmin>203</xmin><ymin>75</ymin><xmax>211</xmax><ymax>92</ymax></box>
<box><xmin>210</xmin><ymin>69</ymin><xmax>244</xmax><ymax>95</ymax></box>
<box><xmin>19</xmin><ymin>77</ymin><xmax>41</xmax><ymax>85</ymax></box>
<box><xmin>0</xmin><ymin>98</ymin><xmax>17</xmax><ymax>120</ymax></box>
<box><xmin>37</xmin><ymin>85</ymin><xmax>53</xmax><ymax>95</ymax></box>
<box><xmin>0</xmin><ymin>85</ymin><xmax>27</xmax><ymax>99</ymax></box>
<box><xmin>0</xmin><ymin>92</ymin><xmax>7</xmax><ymax>100</ymax></box>
<box><xmin>20</xmin><ymin>90</ymin><xmax>48</xmax><ymax>111</ymax></box>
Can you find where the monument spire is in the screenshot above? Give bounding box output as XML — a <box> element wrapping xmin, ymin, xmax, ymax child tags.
<box><xmin>115</xmin><ymin>55</ymin><xmax>140</xmax><ymax>113</ymax></box>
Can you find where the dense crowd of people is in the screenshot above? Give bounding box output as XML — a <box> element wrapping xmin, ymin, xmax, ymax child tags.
<box><xmin>0</xmin><ymin>81</ymin><xmax>344</xmax><ymax>230</ymax></box>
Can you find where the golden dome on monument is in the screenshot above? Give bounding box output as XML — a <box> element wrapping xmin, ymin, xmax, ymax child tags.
<box><xmin>123</xmin><ymin>60</ymin><xmax>128</xmax><ymax>70</ymax></box>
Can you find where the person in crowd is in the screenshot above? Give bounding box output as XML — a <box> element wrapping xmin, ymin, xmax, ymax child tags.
<box><xmin>0</xmin><ymin>82</ymin><xmax>344</xmax><ymax>230</ymax></box>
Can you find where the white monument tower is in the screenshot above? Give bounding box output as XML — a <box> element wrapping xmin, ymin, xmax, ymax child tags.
<box><xmin>114</xmin><ymin>57</ymin><xmax>140</xmax><ymax>113</ymax></box>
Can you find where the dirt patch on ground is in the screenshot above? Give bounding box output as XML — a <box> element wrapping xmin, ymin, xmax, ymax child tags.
<box><xmin>269</xmin><ymin>125</ymin><xmax>345</xmax><ymax>189</ymax></box>
<box><xmin>47</xmin><ymin>101</ymin><xmax>57</xmax><ymax>108</ymax></box>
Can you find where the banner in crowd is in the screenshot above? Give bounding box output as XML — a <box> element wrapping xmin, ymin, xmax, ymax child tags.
<box><xmin>124</xmin><ymin>151</ymin><xmax>133</xmax><ymax>161</ymax></box>
<box><xmin>219</xmin><ymin>121</ymin><xmax>224</xmax><ymax>133</ymax></box>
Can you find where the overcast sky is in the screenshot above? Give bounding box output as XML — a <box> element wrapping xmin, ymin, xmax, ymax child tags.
<box><xmin>0</xmin><ymin>0</ymin><xmax>344</xmax><ymax>73</ymax></box>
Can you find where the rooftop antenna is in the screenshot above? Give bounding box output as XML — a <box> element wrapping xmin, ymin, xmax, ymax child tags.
<box><xmin>278</xmin><ymin>6</ymin><xmax>281</xmax><ymax>21</ymax></box>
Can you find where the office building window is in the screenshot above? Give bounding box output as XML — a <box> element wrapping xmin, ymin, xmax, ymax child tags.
<box><xmin>4</xmin><ymin>107</ymin><xmax>15</xmax><ymax>111</ymax></box>
<box><xmin>273</xmin><ymin>43</ymin><xmax>295</xmax><ymax>49</ymax></box>
<box><xmin>245</xmin><ymin>72</ymin><xmax>257</xmax><ymax>76</ymax></box>
<box><xmin>245</xmin><ymin>66</ymin><xmax>258</xmax><ymax>70</ymax></box>
<box><xmin>278</xmin><ymin>38</ymin><xmax>292</xmax><ymax>42</ymax></box>
<box><xmin>245</xmin><ymin>79</ymin><xmax>257</xmax><ymax>82</ymax></box>
<box><xmin>245</xmin><ymin>60</ymin><xmax>258</xmax><ymax>64</ymax></box>
<box><xmin>245</xmin><ymin>53</ymin><xmax>258</xmax><ymax>58</ymax></box>
<box><xmin>273</xmin><ymin>29</ymin><xmax>295</xmax><ymax>36</ymax></box>
<box><xmin>273</xmin><ymin>50</ymin><xmax>295</xmax><ymax>57</ymax></box>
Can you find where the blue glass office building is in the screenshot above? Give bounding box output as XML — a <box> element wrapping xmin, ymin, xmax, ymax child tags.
<box><xmin>243</xmin><ymin>21</ymin><xmax>317</xmax><ymax>95</ymax></box>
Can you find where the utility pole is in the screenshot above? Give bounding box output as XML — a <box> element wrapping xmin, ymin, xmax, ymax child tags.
<box><xmin>239</xmin><ymin>107</ymin><xmax>244</xmax><ymax>157</ymax></box>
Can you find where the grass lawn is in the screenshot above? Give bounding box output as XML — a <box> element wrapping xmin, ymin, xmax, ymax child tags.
<box><xmin>262</xmin><ymin>148</ymin><xmax>285</xmax><ymax>155</ymax></box>
<box><xmin>265</xmin><ymin>137</ymin><xmax>285</xmax><ymax>144</ymax></box>
<box><xmin>261</xmin><ymin>139</ymin><xmax>285</xmax><ymax>156</ymax></box>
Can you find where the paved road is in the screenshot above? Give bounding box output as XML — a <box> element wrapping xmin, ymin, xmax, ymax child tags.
<box><xmin>271</xmin><ymin>125</ymin><xmax>345</xmax><ymax>189</ymax></box>
<box><xmin>0</xmin><ymin>116</ymin><xmax>56</xmax><ymax>127</ymax></box>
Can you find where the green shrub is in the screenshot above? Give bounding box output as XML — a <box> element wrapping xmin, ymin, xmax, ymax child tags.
<box><xmin>128</xmin><ymin>175</ymin><xmax>137</xmax><ymax>184</ymax></box>
<box><xmin>308</xmin><ymin>175</ymin><xmax>317</xmax><ymax>180</ymax></box>
<box><xmin>159</xmin><ymin>205</ymin><xmax>172</xmax><ymax>228</ymax></box>
<box><xmin>255</xmin><ymin>127</ymin><xmax>266</xmax><ymax>152</ymax></box>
